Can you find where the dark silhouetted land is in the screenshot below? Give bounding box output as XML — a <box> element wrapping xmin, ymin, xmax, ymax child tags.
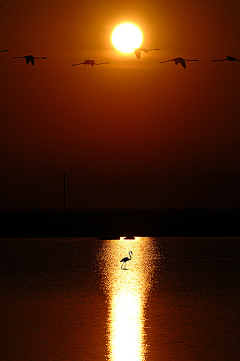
<box><xmin>0</xmin><ymin>208</ymin><xmax>240</xmax><ymax>238</ymax></box>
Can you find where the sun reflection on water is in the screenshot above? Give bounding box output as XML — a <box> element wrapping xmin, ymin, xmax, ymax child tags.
<box><xmin>110</xmin><ymin>291</ymin><xmax>143</xmax><ymax>361</ymax></box>
<box><xmin>98</xmin><ymin>237</ymin><xmax>158</xmax><ymax>361</ymax></box>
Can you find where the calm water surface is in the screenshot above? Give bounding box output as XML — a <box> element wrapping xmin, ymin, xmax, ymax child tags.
<box><xmin>0</xmin><ymin>237</ymin><xmax>240</xmax><ymax>361</ymax></box>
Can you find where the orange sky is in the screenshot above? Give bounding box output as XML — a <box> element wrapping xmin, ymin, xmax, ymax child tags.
<box><xmin>1</xmin><ymin>0</ymin><xmax>240</xmax><ymax>210</ymax></box>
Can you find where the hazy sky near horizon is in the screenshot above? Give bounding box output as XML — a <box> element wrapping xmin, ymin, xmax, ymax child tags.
<box><xmin>1</xmin><ymin>0</ymin><xmax>240</xmax><ymax>210</ymax></box>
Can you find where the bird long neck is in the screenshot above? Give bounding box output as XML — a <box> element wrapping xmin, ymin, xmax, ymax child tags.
<box><xmin>128</xmin><ymin>252</ymin><xmax>132</xmax><ymax>260</ymax></box>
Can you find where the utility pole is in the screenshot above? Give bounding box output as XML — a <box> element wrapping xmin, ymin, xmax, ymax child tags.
<box><xmin>61</xmin><ymin>172</ymin><xmax>68</xmax><ymax>212</ymax></box>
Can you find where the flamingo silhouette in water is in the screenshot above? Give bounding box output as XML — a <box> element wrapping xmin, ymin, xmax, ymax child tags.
<box><xmin>120</xmin><ymin>251</ymin><xmax>133</xmax><ymax>270</ymax></box>
<box><xmin>13</xmin><ymin>55</ymin><xmax>47</xmax><ymax>65</ymax></box>
<box><xmin>159</xmin><ymin>57</ymin><xmax>199</xmax><ymax>69</ymax></box>
<box><xmin>71</xmin><ymin>59</ymin><xmax>110</xmax><ymax>67</ymax></box>
<box><xmin>213</xmin><ymin>55</ymin><xmax>240</xmax><ymax>62</ymax></box>
<box><xmin>0</xmin><ymin>49</ymin><xmax>8</xmax><ymax>52</ymax></box>
<box><xmin>134</xmin><ymin>47</ymin><xmax>160</xmax><ymax>59</ymax></box>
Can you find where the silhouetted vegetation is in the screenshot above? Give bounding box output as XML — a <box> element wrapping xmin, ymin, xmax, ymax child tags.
<box><xmin>0</xmin><ymin>208</ymin><xmax>240</xmax><ymax>237</ymax></box>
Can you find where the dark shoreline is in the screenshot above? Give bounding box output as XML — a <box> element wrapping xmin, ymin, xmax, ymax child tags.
<box><xmin>1</xmin><ymin>208</ymin><xmax>240</xmax><ymax>238</ymax></box>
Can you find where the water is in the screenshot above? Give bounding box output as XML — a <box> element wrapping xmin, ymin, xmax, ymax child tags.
<box><xmin>0</xmin><ymin>237</ymin><xmax>239</xmax><ymax>361</ymax></box>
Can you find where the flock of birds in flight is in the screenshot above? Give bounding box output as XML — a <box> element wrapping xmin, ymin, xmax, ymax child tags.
<box><xmin>1</xmin><ymin>48</ymin><xmax>240</xmax><ymax>69</ymax></box>
<box><xmin>1</xmin><ymin>4</ymin><xmax>240</xmax><ymax>68</ymax></box>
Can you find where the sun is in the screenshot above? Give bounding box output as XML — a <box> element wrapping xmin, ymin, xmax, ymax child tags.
<box><xmin>111</xmin><ymin>23</ymin><xmax>143</xmax><ymax>53</ymax></box>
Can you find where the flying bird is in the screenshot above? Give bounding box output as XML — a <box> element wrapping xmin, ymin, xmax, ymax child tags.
<box><xmin>159</xmin><ymin>57</ymin><xmax>199</xmax><ymax>69</ymax></box>
<box><xmin>71</xmin><ymin>59</ymin><xmax>110</xmax><ymax>67</ymax></box>
<box><xmin>13</xmin><ymin>55</ymin><xmax>47</xmax><ymax>65</ymax></box>
<box><xmin>0</xmin><ymin>49</ymin><xmax>8</xmax><ymax>52</ymax></box>
<box><xmin>120</xmin><ymin>251</ymin><xmax>133</xmax><ymax>270</ymax></box>
<box><xmin>213</xmin><ymin>55</ymin><xmax>240</xmax><ymax>62</ymax></box>
<box><xmin>134</xmin><ymin>47</ymin><xmax>160</xmax><ymax>59</ymax></box>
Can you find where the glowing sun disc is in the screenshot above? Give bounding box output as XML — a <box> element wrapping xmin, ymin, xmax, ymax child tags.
<box><xmin>111</xmin><ymin>23</ymin><xmax>143</xmax><ymax>53</ymax></box>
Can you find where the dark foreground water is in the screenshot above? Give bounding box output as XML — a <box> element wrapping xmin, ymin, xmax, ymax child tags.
<box><xmin>0</xmin><ymin>237</ymin><xmax>239</xmax><ymax>361</ymax></box>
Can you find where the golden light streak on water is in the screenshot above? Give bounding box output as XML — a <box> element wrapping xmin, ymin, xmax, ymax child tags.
<box><xmin>109</xmin><ymin>291</ymin><xmax>143</xmax><ymax>361</ymax></box>
<box><xmin>98</xmin><ymin>237</ymin><xmax>158</xmax><ymax>361</ymax></box>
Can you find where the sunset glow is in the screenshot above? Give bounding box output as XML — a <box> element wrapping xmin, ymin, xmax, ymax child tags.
<box><xmin>111</xmin><ymin>23</ymin><xmax>143</xmax><ymax>53</ymax></box>
<box><xmin>1</xmin><ymin>0</ymin><xmax>240</xmax><ymax>213</ymax></box>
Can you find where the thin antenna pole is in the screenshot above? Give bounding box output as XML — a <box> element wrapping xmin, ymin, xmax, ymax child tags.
<box><xmin>61</xmin><ymin>172</ymin><xmax>68</xmax><ymax>212</ymax></box>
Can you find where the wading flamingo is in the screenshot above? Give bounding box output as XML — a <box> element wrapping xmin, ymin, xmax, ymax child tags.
<box><xmin>71</xmin><ymin>59</ymin><xmax>110</xmax><ymax>67</ymax></box>
<box><xmin>120</xmin><ymin>251</ymin><xmax>133</xmax><ymax>270</ymax></box>
<box><xmin>159</xmin><ymin>57</ymin><xmax>199</xmax><ymax>69</ymax></box>
<box><xmin>13</xmin><ymin>55</ymin><xmax>47</xmax><ymax>65</ymax></box>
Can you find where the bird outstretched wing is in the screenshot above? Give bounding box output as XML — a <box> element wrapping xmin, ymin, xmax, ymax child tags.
<box><xmin>175</xmin><ymin>58</ymin><xmax>186</xmax><ymax>68</ymax></box>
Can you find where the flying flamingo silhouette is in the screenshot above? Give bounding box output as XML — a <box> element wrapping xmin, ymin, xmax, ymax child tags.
<box><xmin>13</xmin><ymin>55</ymin><xmax>47</xmax><ymax>65</ymax></box>
<box><xmin>159</xmin><ymin>57</ymin><xmax>199</xmax><ymax>69</ymax></box>
<box><xmin>0</xmin><ymin>49</ymin><xmax>8</xmax><ymax>52</ymax></box>
<box><xmin>120</xmin><ymin>251</ymin><xmax>133</xmax><ymax>270</ymax></box>
<box><xmin>71</xmin><ymin>59</ymin><xmax>110</xmax><ymax>67</ymax></box>
<box><xmin>134</xmin><ymin>47</ymin><xmax>160</xmax><ymax>59</ymax></box>
<box><xmin>213</xmin><ymin>55</ymin><xmax>240</xmax><ymax>62</ymax></box>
